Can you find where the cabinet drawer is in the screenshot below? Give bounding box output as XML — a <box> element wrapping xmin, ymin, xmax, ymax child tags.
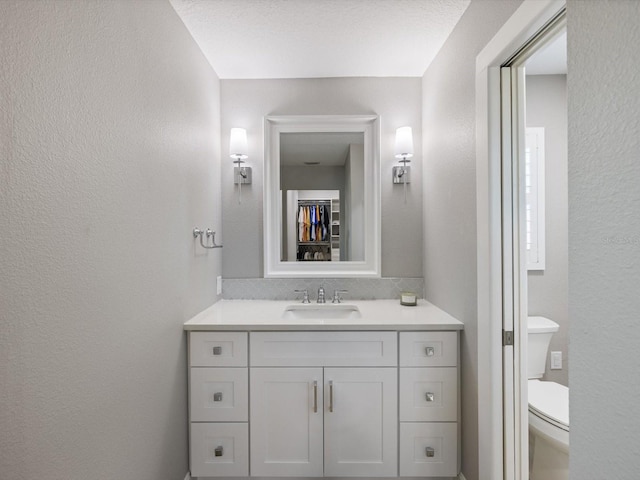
<box><xmin>190</xmin><ymin>332</ymin><xmax>247</xmax><ymax>367</ymax></box>
<box><xmin>250</xmin><ymin>331</ymin><xmax>397</xmax><ymax>367</ymax></box>
<box><xmin>399</xmin><ymin>367</ymin><xmax>457</xmax><ymax>421</ymax></box>
<box><xmin>190</xmin><ymin>422</ymin><xmax>248</xmax><ymax>477</ymax></box>
<box><xmin>399</xmin><ymin>332</ymin><xmax>458</xmax><ymax>367</ymax></box>
<box><xmin>190</xmin><ymin>368</ymin><xmax>248</xmax><ymax>422</ymax></box>
<box><xmin>399</xmin><ymin>422</ymin><xmax>458</xmax><ymax>477</ymax></box>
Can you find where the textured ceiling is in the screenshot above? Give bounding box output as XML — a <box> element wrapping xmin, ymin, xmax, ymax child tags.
<box><xmin>169</xmin><ymin>0</ymin><xmax>471</xmax><ymax>79</ymax></box>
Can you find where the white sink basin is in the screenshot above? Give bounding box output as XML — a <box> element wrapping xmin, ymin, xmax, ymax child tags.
<box><xmin>282</xmin><ymin>304</ymin><xmax>362</xmax><ymax>321</ymax></box>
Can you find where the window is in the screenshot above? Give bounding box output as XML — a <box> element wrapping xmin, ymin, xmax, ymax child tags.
<box><xmin>525</xmin><ymin>127</ymin><xmax>545</xmax><ymax>270</ymax></box>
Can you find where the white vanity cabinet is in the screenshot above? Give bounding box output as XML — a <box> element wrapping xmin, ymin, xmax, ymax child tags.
<box><xmin>187</xmin><ymin>327</ymin><xmax>460</xmax><ymax>479</ymax></box>
<box><xmin>249</xmin><ymin>332</ymin><xmax>398</xmax><ymax>477</ymax></box>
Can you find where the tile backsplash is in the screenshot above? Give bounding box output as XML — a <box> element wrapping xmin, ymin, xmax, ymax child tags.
<box><xmin>222</xmin><ymin>278</ymin><xmax>424</xmax><ymax>301</ymax></box>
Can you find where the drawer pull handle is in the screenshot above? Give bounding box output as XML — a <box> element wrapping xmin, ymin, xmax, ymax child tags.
<box><xmin>425</xmin><ymin>392</ymin><xmax>435</xmax><ymax>402</ymax></box>
<box><xmin>215</xmin><ymin>446</ymin><xmax>223</xmax><ymax>457</ymax></box>
<box><xmin>329</xmin><ymin>380</ymin><xmax>334</xmax><ymax>413</ymax></box>
<box><xmin>212</xmin><ymin>346</ymin><xmax>222</xmax><ymax>356</ymax></box>
<box><xmin>425</xmin><ymin>346</ymin><xmax>435</xmax><ymax>357</ymax></box>
<box><xmin>313</xmin><ymin>381</ymin><xmax>318</xmax><ymax>413</ymax></box>
<box><xmin>213</xmin><ymin>392</ymin><xmax>223</xmax><ymax>402</ymax></box>
<box><xmin>425</xmin><ymin>447</ymin><xmax>435</xmax><ymax>458</ymax></box>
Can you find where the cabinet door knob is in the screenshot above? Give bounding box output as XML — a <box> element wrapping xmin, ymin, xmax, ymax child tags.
<box><xmin>425</xmin><ymin>392</ymin><xmax>435</xmax><ymax>402</ymax></box>
<box><xmin>215</xmin><ymin>446</ymin><xmax>223</xmax><ymax>457</ymax></box>
<box><xmin>212</xmin><ymin>346</ymin><xmax>222</xmax><ymax>355</ymax></box>
<box><xmin>425</xmin><ymin>346</ymin><xmax>435</xmax><ymax>357</ymax></box>
<box><xmin>425</xmin><ymin>447</ymin><xmax>435</xmax><ymax>458</ymax></box>
<box><xmin>213</xmin><ymin>392</ymin><xmax>223</xmax><ymax>402</ymax></box>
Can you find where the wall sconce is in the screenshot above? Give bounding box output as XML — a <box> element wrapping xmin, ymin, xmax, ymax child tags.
<box><xmin>392</xmin><ymin>126</ymin><xmax>414</xmax><ymax>203</ymax></box>
<box><xmin>230</xmin><ymin>127</ymin><xmax>252</xmax><ymax>203</ymax></box>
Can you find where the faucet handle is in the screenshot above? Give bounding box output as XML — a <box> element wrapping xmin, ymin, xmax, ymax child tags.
<box><xmin>332</xmin><ymin>290</ymin><xmax>348</xmax><ymax>303</ymax></box>
<box><xmin>295</xmin><ymin>289</ymin><xmax>310</xmax><ymax>304</ymax></box>
<box><xmin>317</xmin><ymin>286</ymin><xmax>326</xmax><ymax>303</ymax></box>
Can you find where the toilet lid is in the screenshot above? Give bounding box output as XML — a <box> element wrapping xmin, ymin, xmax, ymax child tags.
<box><xmin>527</xmin><ymin>316</ymin><xmax>559</xmax><ymax>333</ymax></box>
<box><xmin>528</xmin><ymin>380</ymin><xmax>569</xmax><ymax>430</ymax></box>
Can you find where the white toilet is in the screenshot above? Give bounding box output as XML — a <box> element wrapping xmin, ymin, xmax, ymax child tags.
<box><xmin>527</xmin><ymin>316</ymin><xmax>569</xmax><ymax>480</ymax></box>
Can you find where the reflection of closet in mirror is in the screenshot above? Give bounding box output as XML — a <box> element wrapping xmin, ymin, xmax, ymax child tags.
<box><xmin>298</xmin><ymin>199</ymin><xmax>331</xmax><ymax>262</ymax></box>
<box><xmin>283</xmin><ymin>190</ymin><xmax>340</xmax><ymax>262</ymax></box>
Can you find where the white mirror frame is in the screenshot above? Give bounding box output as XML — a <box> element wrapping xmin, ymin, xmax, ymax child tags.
<box><xmin>264</xmin><ymin>115</ymin><xmax>381</xmax><ymax>278</ymax></box>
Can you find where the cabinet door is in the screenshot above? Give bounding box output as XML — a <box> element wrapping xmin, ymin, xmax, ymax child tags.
<box><xmin>324</xmin><ymin>368</ymin><xmax>398</xmax><ymax>477</ymax></box>
<box><xmin>250</xmin><ymin>368</ymin><xmax>323</xmax><ymax>477</ymax></box>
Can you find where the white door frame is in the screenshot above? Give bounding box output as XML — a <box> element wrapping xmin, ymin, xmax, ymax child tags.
<box><xmin>500</xmin><ymin>62</ymin><xmax>529</xmax><ymax>480</ymax></box>
<box><xmin>475</xmin><ymin>1</ymin><xmax>565</xmax><ymax>479</ymax></box>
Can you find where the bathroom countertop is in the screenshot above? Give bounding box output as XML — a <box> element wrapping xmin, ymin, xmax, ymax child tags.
<box><xmin>183</xmin><ymin>299</ymin><xmax>463</xmax><ymax>331</ymax></box>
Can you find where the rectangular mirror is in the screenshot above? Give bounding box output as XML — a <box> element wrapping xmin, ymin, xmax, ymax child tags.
<box><xmin>264</xmin><ymin>115</ymin><xmax>380</xmax><ymax>277</ymax></box>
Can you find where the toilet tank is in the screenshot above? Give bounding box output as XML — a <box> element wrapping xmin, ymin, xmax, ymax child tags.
<box><xmin>527</xmin><ymin>316</ymin><xmax>559</xmax><ymax>379</ymax></box>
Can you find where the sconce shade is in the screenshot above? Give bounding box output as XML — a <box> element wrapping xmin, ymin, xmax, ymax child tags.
<box><xmin>394</xmin><ymin>126</ymin><xmax>414</xmax><ymax>159</ymax></box>
<box><xmin>230</xmin><ymin>127</ymin><xmax>248</xmax><ymax>160</ymax></box>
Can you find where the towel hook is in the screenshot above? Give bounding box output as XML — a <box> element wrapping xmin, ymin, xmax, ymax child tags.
<box><xmin>193</xmin><ymin>227</ymin><xmax>223</xmax><ymax>249</ymax></box>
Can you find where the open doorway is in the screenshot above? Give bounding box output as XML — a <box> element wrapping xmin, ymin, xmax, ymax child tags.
<box><xmin>501</xmin><ymin>15</ymin><xmax>567</xmax><ymax>479</ymax></box>
<box><xmin>475</xmin><ymin>1</ymin><xmax>567</xmax><ymax>479</ymax></box>
<box><xmin>520</xmin><ymin>29</ymin><xmax>569</xmax><ymax>480</ymax></box>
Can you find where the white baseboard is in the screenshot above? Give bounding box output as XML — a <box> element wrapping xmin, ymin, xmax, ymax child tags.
<box><xmin>459</xmin><ymin>472</ymin><xmax>467</xmax><ymax>480</ymax></box>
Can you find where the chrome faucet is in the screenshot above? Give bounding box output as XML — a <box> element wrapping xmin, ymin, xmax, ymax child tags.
<box><xmin>332</xmin><ymin>290</ymin><xmax>348</xmax><ymax>304</ymax></box>
<box><xmin>295</xmin><ymin>289</ymin><xmax>310</xmax><ymax>304</ymax></box>
<box><xmin>317</xmin><ymin>286</ymin><xmax>326</xmax><ymax>304</ymax></box>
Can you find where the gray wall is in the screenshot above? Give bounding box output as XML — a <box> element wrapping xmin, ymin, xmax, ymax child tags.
<box><xmin>420</xmin><ymin>1</ymin><xmax>523</xmax><ymax>479</ymax></box>
<box><xmin>526</xmin><ymin>75</ymin><xmax>568</xmax><ymax>387</ymax></box>
<box><xmin>348</xmin><ymin>144</ymin><xmax>365</xmax><ymax>261</ymax></box>
<box><xmin>0</xmin><ymin>1</ymin><xmax>221</xmax><ymax>479</ymax></box>
<box><xmin>220</xmin><ymin>77</ymin><xmax>422</xmax><ymax>278</ymax></box>
<box><xmin>568</xmin><ymin>0</ymin><xmax>640</xmax><ymax>477</ymax></box>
